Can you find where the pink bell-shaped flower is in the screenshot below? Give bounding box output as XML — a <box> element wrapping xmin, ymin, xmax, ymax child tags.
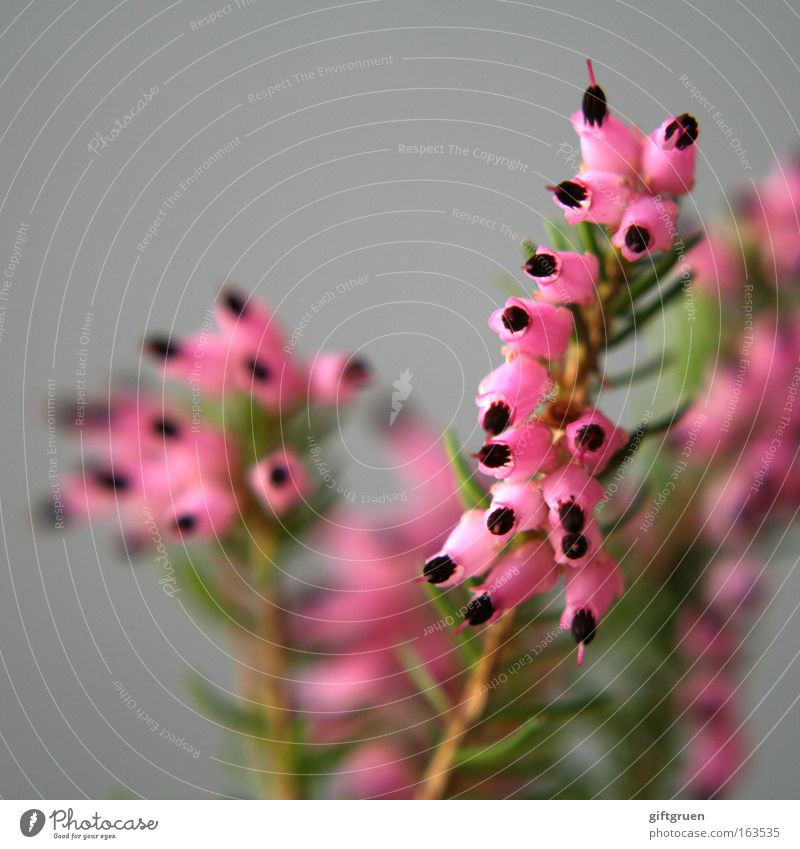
<box><xmin>420</xmin><ymin>508</ymin><xmax>503</xmax><ymax>587</ymax></box>
<box><xmin>641</xmin><ymin>113</ymin><xmax>698</xmax><ymax>196</ymax></box>
<box><xmin>611</xmin><ymin>193</ymin><xmax>678</xmax><ymax>261</ymax></box>
<box><xmin>475</xmin><ymin>353</ymin><xmax>553</xmax><ymax>435</ymax></box>
<box><xmin>458</xmin><ymin>541</ymin><xmax>558</xmax><ymax>629</ymax></box>
<box><xmin>560</xmin><ymin>550</ymin><xmax>624</xmax><ymax>664</ymax></box>
<box><xmin>522</xmin><ymin>247</ymin><xmax>600</xmax><ymax>307</ymax></box>
<box><xmin>488</xmin><ymin>297</ymin><xmax>573</xmax><ymax>360</ymax></box>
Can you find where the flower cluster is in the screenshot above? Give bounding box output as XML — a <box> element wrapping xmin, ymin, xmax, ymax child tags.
<box><xmin>677</xmin><ymin>556</ymin><xmax>762</xmax><ymax>797</ymax></box>
<box><xmin>290</xmin><ymin>416</ymin><xmax>464</xmax><ymax>798</ymax></box>
<box><xmin>57</xmin><ymin>287</ymin><xmax>371</xmax><ymax>548</ymax></box>
<box><xmin>664</xmin><ymin>156</ymin><xmax>800</xmax><ymax>796</ymax></box>
<box><xmin>551</xmin><ymin>60</ymin><xmax>697</xmax><ymax>261</ymax></box>
<box><xmin>419</xmin><ymin>62</ymin><xmax>700</xmax><ymax>662</ymax></box>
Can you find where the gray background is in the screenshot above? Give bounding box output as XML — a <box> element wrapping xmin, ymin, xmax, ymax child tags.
<box><xmin>0</xmin><ymin>0</ymin><xmax>798</xmax><ymax>798</ymax></box>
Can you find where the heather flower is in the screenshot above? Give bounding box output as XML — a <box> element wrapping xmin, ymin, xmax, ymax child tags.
<box><xmin>549</xmin><ymin>516</ymin><xmax>602</xmax><ymax>569</ymax></box>
<box><xmin>485</xmin><ymin>479</ymin><xmax>548</xmax><ymax>539</ymax></box>
<box><xmin>565</xmin><ymin>407</ymin><xmax>628</xmax><ymax>473</ymax></box>
<box><xmin>476</xmin><ymin>353</ymin><xmax>553</xmax><ymax>435</ymax></box>
<box><xmin>548</xmin><ymin>170</ymin><xmax>632</xmax><ymax>228</ymax></box>
<box><xmin>308</xmin><ymin>352</ymin><xmax>372</xmax><ymax>405</ymax></box>
<box><xmin>541</xmin><ymin>463</ymin><xmax>605</xmax><ymax>529</ymax></box>
<box><xmin>249</xmin><ymin>448</ymin><xmax>310</xmax><ymax>517</ymax></box>
<box><xmin>611</xmin><ymin>194</ymin><xmax>679</xmax><ymax>260</ymax></box>
<box><xmin>641</xmin><ymin>113</ymin><xmax>699</xmax><ymax>195</ymax></box>
<box><xmin>458</xmin><ymin>541</ymin><xmax>558</xmax><ymax>629</ymax></box>
<box><xmin>475</xmin><ymin>422</ymin><xmax>558</xmax><ymax>480</ymax></box>
<box><xmin>570</xmin><ymin>60</ymin><xmax>642</xmax><ymax>178</ymax></box>
<box><xmin>487</xmin><ymin>297</ymin><xmax>573</xmax><ymax>359</ymax></box>
<box><xmin>420</xmin><ymin>508</ymin><xmax>503</xmax><ymax>586</ymax></box>
<box><xmin>522</xmin><ymin>246</ymin><xmax>600</xmax><ymax>306</ymax></box>
<box><xmin>170</xmin><ymin>484</ymin><xmax>238</xmax><ymax>538</ymax></box>
<box><xmin>560</xmin><ymin>550</ymin><xmax>624</xmax><ymax>664</ymax></box>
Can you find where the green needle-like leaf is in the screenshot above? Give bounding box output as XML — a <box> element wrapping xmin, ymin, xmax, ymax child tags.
<box><xmin>608</xmin><ymin>274</ymin><xmax>692</xmax><ymax>347</ymax></box>
<box><xmin>396</xmin><ymin>645</ymin><xmax>453</xmax><ymax>714</ymax></box>
<box><xmin>443</xmin><ymin>427</ymin><xmax>491</xmax><ymax>510</ymax></box>
<box><xmin>454</xmin><ymin>718</ymin><xmax>543</xmax><ymax>765</ymax></box>
<box><xmin>187</xmin><ymin>676</ymin><xmax>267</xmax><ymax>735</ymax></box>
<box><xmin>610</xmin><ymin>232</ymin><xmax>701</xmax><ymax>315</ymax></box>
<box><xmin>542</xmin><ymin>219</ymin><xmax>576</xmax><ymax>252</ymax></box>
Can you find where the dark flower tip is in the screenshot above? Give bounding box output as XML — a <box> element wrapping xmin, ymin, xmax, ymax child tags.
<box><xmin>462</xmin><ymin>593</ymin><xmax>495</xmax><ymax>626</ymax></box>
<box><xmin>665</xmin><ymin>113</ymin><xmax>699</xmax><ymax>150</ymax></box>
<box><xmin>552</xmin><ymin>180</ymin><xmax>588</xmax><ymax>209</ymax></box>
<box><xmin>422</xmin><ymin>554</ymin><xmax>456</xmax><ymax>584</ymax></box>
<box><xmin>624</xmin><ymin>225</ymin><xmax>651</xmax><ymax>254</ymax></box>
<box><xmin>487</xmin><ymin>506</ymin><xmax>515</xmax><ymax>536</ymax></box>
<box><xmin>558</xmin><ymin>500</ymin><xmax>585</xmax><ymax>533</ymax></box>
<box><xmin>174</xmin><ymin>514</ymin><xmax>197</xmax><ymax>533</ymax></box>
<box><xmin>501</xmin><ymin>305</ymin><xmax>530</xmax><ymax>333</ymax></box>
<box><xmin>562</xmin><ymin>532</ymin><xmax>589</xmax><ymax>560</ymax></box>
<box><xmin>344</xmin><ymin>358</ymin><xmax>372</xmax><ymax>385</ymax></box>
<box><xmin>269</xmin><ymin>464</ymin><xmax>289</xmax><ymax>486</ymax></box>
<box><xmin>523</xmin><ymin>252</ymin><xmax>558</xmax><ymax>278</ymax></box>
<box><xmin>475</xmin><ymin>442</ymin><xmax>512</xmax><ymax>469</ymax></box>
<box><xmin>576</xmin><ymin>423</ymin><xmax>605</xmax><ymax>452</ymax></box>
<box><xmin>144</xmin><ymin>335</ymin><xmax>180</xmax><ymax>360</ymax></box>
<box><xmin>582</xmin><ymin>84</ymin><xmax>607</xmax><ymax>128</ymax></box>
<box><xmin>482</xmin><ymin>401</ymin><xmax>511</xmax><ymax>436</ymax></box>
<box><xmin>246</xmin><ymin>357</ymin><xmax>271</xmax><ymax>382</ymax></box>
<box><xmin>221</xmin><ymin>287</ymin><xmax>248</xmax><ymax>317</ymax></box>
<box><xmin>153</xmin><ymin>416</ymin><xmax>180</xmax><ymax>439</ymax></box>
<box><xmin>92</xmin><ymin>468</ymin><xmax>130</xmax><ymax>492</ymax></box>
<box><xmin>570</xmin><ymin>608</ymin><xmax>597</xmax><ymax>645</ymax></box>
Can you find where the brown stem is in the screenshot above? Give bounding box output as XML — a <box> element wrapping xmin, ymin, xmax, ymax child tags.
<box><xmin>415</xmin><ymin>614</ymin><xmax>513</xmax><ymax>800</ymax></box>
<box><xmin>249</xmin><ymin>520</ymin><xmax>298</xmax><ymax>800</ymax></box>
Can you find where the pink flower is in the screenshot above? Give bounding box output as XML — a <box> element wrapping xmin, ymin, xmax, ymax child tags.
<box><xmin>328</xmin><ymin>743</ymin><xmax>414</xmax><ymax>800</ymax></box>
<box><xmin>485</xmin><ymin>479</ymin><xmax>548</xmax><ymax>538</ymax></box>
<box><xmin>308</xmin><ymin>353</ymin><xmax>372</xmax><ymax>405</ymax></box>
<box><xmin>549</xmin><ymin>171</ymin><xmax>632</xmax><ymax>228</ymax></box>
<box><xmin>703</xmin><ymin>557</ymin><xmax>762</xmax><ymax>615</ymax></box>
<box><xmin>249</xmin><ymin>449</ymin><xmax>311</xmax><ymax>517</ymax></box>
<box><xmin>475</xmin><ymin>353</ymin><xmax>553</xmax><ymax>435</ymax></box>
<box><xmin>145</xmin><ymin>333</ymin><xmax>232</xmax><ymax>395</ymax></box>
<box><xmin>232</xmin><ymin>343</ymin><xmax>306</xmax><ymax>411</ymax></box>
<box><xmin>565</xmin><ymin>407</ymin><xmax>628</xmax><ymax>473</ymax></box>
<box><xmin>488</xmin><ymin>297</ymin><xmax>573</xmax><ymax>360</ymax></box>
<box><xmin>475</xmin><ymin>422</ymin><xmax>558</xmax><ymax>481</ymax></box>
<box><xmin>549</xmin><ymin>517</ymin><xmax>601</xmax><ymax>568</ymax></box>
<box><xmin>459</xmin><ymin>541</ymin><xmax>558</xmax><ymax>628</ymax></box>
<box><xmin>570</xmin><ymin>60</ymin><xmax>642</xmax><ymax>178</ymax></box>
<box><xmin>215</xmin><ymin>285</ymin><xmax>286</xmax><ymax>353</ymax></box>
<box><xmin>420</xmin><ymin>508</ymin><xmax>503</xmax><ymax>587</ymax></box>
<box><xmin>541</xmin><ymin>463</ymin><xmax>605</xmax><ymax>528</ymax></box>
<box><xmin>522</xmin><ymin>247</ymin><xmax>600</xmax><ymax>306</ymax></box>
<box><xmin>611</xmin><ymin>193</ymin><xmax>678</xmax><ymax>260</ymax></box>
<box><xmin>687</xmin><ymin>233</ymin><xmax>742</xmax><ymax>298</ymax></box>
<box><xmin>641</xmin><ymin>113</ymin><xmax>699</xmax><ymax>195</ymax></box>
<box><xmin>682</xmin><ymin>721</ymin><xmax>744</xmax><ymax>798</ymax></box>
<box><xmin>170</xmin><ymin>484</ymin><xmax>238</xmax><ymax>538</ymax></box>
<box><xmin>560</xmin><ymin>550</ymin><xmax>624</xmax><ymax>664</ymax></box>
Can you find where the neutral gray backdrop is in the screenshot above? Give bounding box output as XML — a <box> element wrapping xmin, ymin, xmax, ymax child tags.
<box><xmin>0</xmin><ymin>0</ymin><xmax>798</xmax><ymax>799</ymax></box>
